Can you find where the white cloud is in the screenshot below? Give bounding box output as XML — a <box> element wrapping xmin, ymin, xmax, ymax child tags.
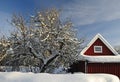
<box><xmin>63</xmin><ymin>0</ymin><xmax>120</xmax><ymax>26</ymax></box>
<box><xmin>101</xmin><ymin>27</ymin><xmax>120</xmax><ymax>46</ymax></box>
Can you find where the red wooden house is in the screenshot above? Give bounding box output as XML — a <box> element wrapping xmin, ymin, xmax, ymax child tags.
<box><xmin>81</xmin><ymin>33</ymin><xmax>118</xmax><ymax>56</ymax></box>
<box><xmin>69</xmin><ymin>34</ymin><xmax>120</xmax><ymax>77</ymax></box>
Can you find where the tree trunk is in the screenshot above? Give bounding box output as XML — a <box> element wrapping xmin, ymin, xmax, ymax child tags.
<box><xmin>40</xmin><ymin>54</ymin><xmax>59</xmax><ymax>72</ymax></box>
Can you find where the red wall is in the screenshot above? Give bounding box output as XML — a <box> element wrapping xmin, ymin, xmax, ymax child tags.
<box><xmin>68</xmin><ymin>61</ymin><xmax>120</xmax><ymax>78</ymax></box>
<box><xmin>87</xmin><ymin>62</ymin><xmax>120</xmax><ymax>78</ymax></box>
<box><xmin>69</xmin><ymin>61</ymin><xmax>85</xmax><ymax>73</ymax></box>
<box><xmin>84</xmin><ymin>38</ymin><xmax>114</xmax><ymax>56</ymax></box>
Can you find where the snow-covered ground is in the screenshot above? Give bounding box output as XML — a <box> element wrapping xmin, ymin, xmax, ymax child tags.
<box><xmin>0</xmin><ymin>72</ymin><xmax>119</xmax><ymax>82</ymax></box>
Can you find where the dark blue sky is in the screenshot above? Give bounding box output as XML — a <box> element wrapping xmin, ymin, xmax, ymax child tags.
<box><xmin>0</xmin><ymin>0</ymin><xmax>120</xmax><ymax>46</ymax></box>
<box><xmin>0</xmin><ymin>0</ymin><xmax>70</xmax><ymax>14</ymax></box>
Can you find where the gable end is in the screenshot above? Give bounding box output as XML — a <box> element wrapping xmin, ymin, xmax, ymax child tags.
<box><xmin>80</xmin><ymin>33</ymin><xmax>119</xmax><ymax>56</ymax></box>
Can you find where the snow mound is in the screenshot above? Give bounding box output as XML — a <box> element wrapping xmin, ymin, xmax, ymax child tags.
<box><xmin>0</xmin><ymin>72</ymin><xmax>119</xmax><ymax>82</ymax></box>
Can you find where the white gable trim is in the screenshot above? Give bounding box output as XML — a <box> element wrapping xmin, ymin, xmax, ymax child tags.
<box><xmin>80</xmin><ymin>33</ymin><xmax>119</xmax><ymax>56</ymax></box>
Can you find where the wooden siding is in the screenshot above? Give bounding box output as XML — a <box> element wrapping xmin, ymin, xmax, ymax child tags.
<box><xmin>84</xmin><ymin>38</ymin><xmax>114</xmax><ymax>56</ymax></box>
<box><xmin>69</xmin><ymin>61</ymin><xmax>120</xmax><ymax>78</ymax></box>
<box><xmin>87</xmin><ymin>62</ymin><xmax>120</xmax><ymax>78</ymax></box>
<box><xmin>68</xmin><ymin>61</ymin><xmax>85</xmax><ymax>73</ymax></box>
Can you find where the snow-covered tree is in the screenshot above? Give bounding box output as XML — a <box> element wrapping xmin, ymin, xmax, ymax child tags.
<box><xmin>0</xmin><ymin>36</ymin><xmax>11</xmax><ymax>63</ymax></box>
<box><xmin>114</xmin><ymin>46</ymin><xmax>120</xmax><ymax>54</ymax></box>
<box><xmin>0</xmin><ymin>8</ymin><xmax>84</xmax><ymax>73</ymax></box>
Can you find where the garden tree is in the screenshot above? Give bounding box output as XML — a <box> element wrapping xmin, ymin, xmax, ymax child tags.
<box><xmin>0</xmin><ymin>36</ymin><xmax>11</xmax><ymax>62</ymax></box>
<box><xmin>114</xmin><ymin>46</ymin><xmax>120</xmax><ymax>54</ymax></box>
<box><xmin>0</xmin><ymin>8</ymin><xmax>84</xmax><ymax>73</ymax></box>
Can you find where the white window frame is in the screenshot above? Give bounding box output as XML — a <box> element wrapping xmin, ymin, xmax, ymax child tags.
<box><xmin>94</xmin><ymin>46</ymin><xmax>102</xmax><ymax>53</ymax></box>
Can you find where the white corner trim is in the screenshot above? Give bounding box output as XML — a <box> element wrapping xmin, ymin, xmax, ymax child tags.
<box><xmin>80</xmin><ymin>33</ymin><xmax>119</xmax><ymax>56</ymax></box>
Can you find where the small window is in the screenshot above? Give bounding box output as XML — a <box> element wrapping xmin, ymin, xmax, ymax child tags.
<box><xmin>94</xmin><ymin>46</ymin><xmax>102</xmax><ymax>53</ymax></box>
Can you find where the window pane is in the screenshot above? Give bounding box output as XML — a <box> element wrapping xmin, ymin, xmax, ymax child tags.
<box><xmin>94</xmin><ymin>46</ymin><xmax>102</xmax><ymax>53</ymax></box>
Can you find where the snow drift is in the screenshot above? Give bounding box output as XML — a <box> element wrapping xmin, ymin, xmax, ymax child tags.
<box><xmin>0</xmin><ymin>72</ymin><xmax>119</xmax><ymax>82</ymax></box>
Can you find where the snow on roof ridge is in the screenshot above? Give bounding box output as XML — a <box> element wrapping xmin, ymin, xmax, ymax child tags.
<box><xmin>80</xmin><ymin>33</ymin><xmax>119</xmax><ymax>56</ymax></box>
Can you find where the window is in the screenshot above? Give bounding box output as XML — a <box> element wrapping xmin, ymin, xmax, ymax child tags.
<box><xmin>94</xmin><ymin>46</ymin><xmax>102</xmax><ymax>53</ymax></box>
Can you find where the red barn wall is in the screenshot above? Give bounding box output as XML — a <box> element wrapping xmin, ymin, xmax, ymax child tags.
<box><xmin>69</xmin><ymin>61</ymin><xmax>85</xmax><ymax>73</ymax></box>
<box><xmin>68</xmin><ymin>61</ymin><xmax>120</xmax><ymax>78</ymax></box>
<box><xmin>84</xmin><ymin>38</ymin><xmax>114</xmax><ymax>56</ymax></box>
<box><xmin>87</xmin><ymin>62</ymin><xmax>120</xmax><ymax>78</ymax></box>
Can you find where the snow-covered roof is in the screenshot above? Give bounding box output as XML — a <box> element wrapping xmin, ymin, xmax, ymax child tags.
<box><xmin>80</xmin><ymin>33</ymin><xmax>119</xmax><ymax>55</ymax></box>
<box><xmin>79</xmin><ymin>55</ymin><xmax>120</xmax><ymax>63</ymax></box>
<box><xmin>79</xmin><ymin>34</ymin><xmax>120</xmax><ymax>63</ymax></box>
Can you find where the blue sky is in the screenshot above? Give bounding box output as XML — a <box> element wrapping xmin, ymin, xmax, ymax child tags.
<box><xmin>0</xmin><ymin>0</ymin><xmax>120</xmax><ymax>46</ymax></box>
